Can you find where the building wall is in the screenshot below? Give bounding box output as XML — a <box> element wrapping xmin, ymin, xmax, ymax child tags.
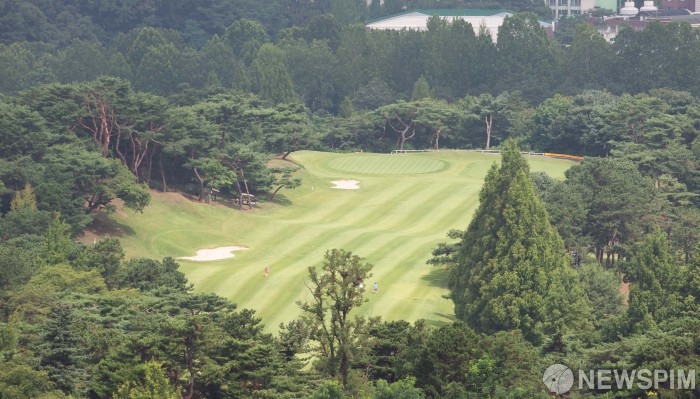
<box><xmin>658</xmin><ymin>0</ymin><xmax>695</xmax><ymax>11</ymax></box>
<box><xmin>366</xmin><ymin>14</ymin><xmax>509</xmax><ymax>42</ymax></box>
<box><xmin>453</xmin><ymin>15</ymin><xmax>506</xmax><ymax>42</ymax></box>
<box><xmin>595</xmin><ymin>0</ymin><xmax>619</xmax><ymax>11</ymax></box>
<box><xmin>366</xmin><ymin>12</ymin><xmax>553</xmax><ymax>42</ymax></box>
<box><xmin>547</xmin><ymin>0</ymin><xmax>597</xmax><ymax>16</ymax></box>
<box><xmin>366</xmin><ymin>13</ymin><xmax>432</xmax><ymax>30</ymax></box>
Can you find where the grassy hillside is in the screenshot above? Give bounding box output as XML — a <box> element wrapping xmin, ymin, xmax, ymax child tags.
<box><xmin>85</xmin><ymin>150</ymin><xmax>576</xmax><ymax>332</ymax></box>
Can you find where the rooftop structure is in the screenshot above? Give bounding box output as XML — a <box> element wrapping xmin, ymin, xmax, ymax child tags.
<box><xmin>365</xmin><ymin>9</ymin><xmax>553</xmax><ymax>42</ymax></box>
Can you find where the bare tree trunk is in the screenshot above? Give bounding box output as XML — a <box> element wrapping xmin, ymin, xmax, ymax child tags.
<box><xmin>145</xmin><ymin>146</ymin><xmax>155</xmax><ymax>184</ymax></box>
<box><xmin>270</xmin><ymin>185</ymin><xmax>284</xmax><ymax>201</ymax></box>
<box><xmin>399</xmin><ymin>126</ymin><xmax>415</xmax><ymax>151</ymax></box>
<box><xmin>99</xmin><ymin>103</ymin><xmax>111</xmax><ymax>157</ymax></box>
<box><xmin>184</xmin><ymin>337</ymin><xmax>196</xmax><ymax>399</ymax></box>
<box><xmin>193</xmin><ymin>167</ymin><xmax>205</xmax><ymax>201</ymax></box>
<box><xmin>629</xmin><ymin>123</ymin><xmax>639</xmax><ymax>143</ymax></box>
<box><xmin>159</xmin><ymin>151</ymin><xmax>167</xmax><ymax>192</ymax></box>
<box><xmin>340</xmin><ymin>350</ymin><xmax>349</xmax><ymax>388</ymax></box>
<box><xmin>129</xmin><ymin>135</ymin><xmax>151</xmax><ymax>182</ymax></box>
<box><xmin>485</xmin><ymin>114</ymin><xmax>493</xmax><ymax>149</ymax></box>
<box><xmin>234</xmin><ymin>174</ymin><xmax>244</xmax><ymax>209</ymax></box>
<box><xmin>130</xmin><ymin>133</ymin><xmax>142</xmax><ymax>180</ymax></box>
<box><xmin>81</xmin><ymin>93</ymin><xmax>116</xmax><ymax>157</ymax></box>
<box><xmin>115</xmin><ymin>123</ymin><xmax>127</xmax><ymax>166</ymax></box>
<box><xmin>388</xmin><ymin>117</ymin><xmax>415</xmax><ymax>151</ymax></box>
<box><xmin>241</xmin><ymin>170</ymin><xmax>252</xmax><ymax>210</ymax></box>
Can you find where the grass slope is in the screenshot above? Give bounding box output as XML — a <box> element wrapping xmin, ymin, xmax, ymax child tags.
<box><xmin>91</xmin><ymin>151</ymin><xmax>575</xmax><ymax>332</ymax></box>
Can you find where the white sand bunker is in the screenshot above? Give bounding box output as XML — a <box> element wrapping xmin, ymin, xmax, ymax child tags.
<box><xmin>178</xmin><ymin>246</ymin><xmax>247</xmax><ymax>261</ymax></box>
<box><xmin>331</xmin><ymin>180</ymin><xmax>360</xmax><ymax>189</ymax></box>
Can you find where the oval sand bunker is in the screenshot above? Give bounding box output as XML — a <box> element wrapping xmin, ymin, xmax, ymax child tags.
<box><xmin>178</xmin><ymin>246</ymin><xmax>247</xmax><ymax>261</ymax></box>
<box><xmin>331</xmin><ymin>180</ymin><xmax>359</xmax><ymax>189</ymax></box>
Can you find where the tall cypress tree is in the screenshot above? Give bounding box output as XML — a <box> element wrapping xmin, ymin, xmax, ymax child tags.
<box><xmin>251</xmin><ymin>43</ymin><xmax>297</xmax><ymax>105</ymax></box>
<box><xmin>623</xmin><ymin>231</ymin><xmax>683</xmax><ymax>332</ymax></box>
<box><xmin>449</xmin><ymin>140</ymin><xmax>592</xmax><ymax>346</ymax></box>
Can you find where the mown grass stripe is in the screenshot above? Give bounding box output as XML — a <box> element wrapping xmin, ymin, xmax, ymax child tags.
<box><xmin>103</xmin><ymin>150</ymin><xmax>576</xmax><ymax>332</ymax></box>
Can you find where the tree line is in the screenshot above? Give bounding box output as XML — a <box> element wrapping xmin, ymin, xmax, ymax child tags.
<box><xmin>2</xmin><ymin>14</ymin><xmax>700</xmax><ymax>111</ymax></box>
<box><xmin>1</xmin><ymin>76</ymin><xmax>698</xmax><ymax>242</ymax></box>
<box><xmin>0</xmin><ymin>0</ymin><xmax>551</xmax><ymax>48</ymax></box>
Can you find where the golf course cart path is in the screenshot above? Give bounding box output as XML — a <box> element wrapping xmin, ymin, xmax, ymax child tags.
<box><xmin>179</xmin><ymin>246</ymin><xmax>248</xmax><ymax>261</ymax></box>
<box><xmin>331</xmin><ymin>180</ymin><xmax>360</xmax><ymax>189</ymax></box>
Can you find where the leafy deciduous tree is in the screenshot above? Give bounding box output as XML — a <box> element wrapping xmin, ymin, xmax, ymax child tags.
<box><xmin>113</xmin><ymin>361</ymin><xmax>179</xmax><ymax>399</ymax></box>
<box><xmin>298</xmin><ymin>249</ymin><xmax>374</xmax><ymax>387</ymax></box>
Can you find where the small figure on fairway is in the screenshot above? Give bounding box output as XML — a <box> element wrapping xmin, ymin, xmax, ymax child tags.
<box><xmin>264</xmin><ymin>266</ymin><xmax>269</xmax><ymax>278</ymax></box>
<box><xmin>373</xmin><ymin>282</ymin><xmax>378</xmax><ymax>294</ymax></box>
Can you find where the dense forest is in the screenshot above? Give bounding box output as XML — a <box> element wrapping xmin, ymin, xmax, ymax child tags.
<box><xmin>3</xmin><ymin>1</ymin><xmax>700</xmax><ymax>108</ymax></box>
<box><xmin>0</xmin><ymin>0</ymin><xmax>552</xmax><ymax>47</ymax></box>
<box><xmin>1</xmin><ymin>1</ymin><xmax>699</xmax><ymax>398</ymax></box>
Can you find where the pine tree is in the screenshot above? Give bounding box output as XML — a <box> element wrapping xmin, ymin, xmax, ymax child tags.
<box><xmin>623</xmin><ymin>231</ymin><xmax>683</xmax><ymax>332</ymax></box>
<box><xmin>449</xmin><ymin>140</ymin><xmax>592</xmax><ymax>346</ymax></box>
<box><xmin>37</xmin><ymin>305</ymin><xmax>89</xmax><ymax>396</ymax></box>
<box><xmin>44</xmin><ymin>213</ymin><xmax>74</xmax><ymax>265</ymax></box>
<box><xmin>204</xmin><ymin>71</ymin><xmax>222</xmax><ymax>89</ymax></box>
<box><xmin>251</xmin><ymin>43</ymin><xmax>297</xmax><ymax>104</ymax></box>
<box><xmin>410</xmin><ymin>75</ymin><xmax>431</xmax><ymax>101</ymax></box>
<box><xmin>10</xmin><ymin>183</ymin><xmax>37</xmax><ymax>211</ymax></box>
<box><xmin>368</xmin><ymin>0</ymin><xmax>382</xmax><ymax>19</ymax></box>
<box><xmin>338</xmin><ymin>96</ymin><xmax>355</xmax><ymax>118</ymax></box>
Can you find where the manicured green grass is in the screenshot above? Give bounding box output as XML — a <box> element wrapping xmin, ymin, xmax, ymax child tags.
<box><xmin>95</xmin><ymin>151</ymin><xmax>575</xmax><ymax>332</ymax></box>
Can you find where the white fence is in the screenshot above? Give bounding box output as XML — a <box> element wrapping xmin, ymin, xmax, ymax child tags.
<box><xmin>473</xmin><ymin>149</ymin><xmax>545</xmax><ymax>156</ymax></box>
<box><xmin>387</xmin><ymin>149</ymin><xmax>583</xmax><ymax>161</ymax></box>
<box><xmin>390</xmin><ymin>149</ymin><xmax>430</xmax><ymax>154</ymax></box>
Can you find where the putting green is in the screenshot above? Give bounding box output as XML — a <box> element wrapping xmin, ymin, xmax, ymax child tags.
<box><xmin>94</xmin><ymin>150</ymin><xmax>576</xmax><ymax>332</ymax></box>
<box><xmin>325</xmin><ymin>154</ymin><xmax>448</xmax><ymax>175</ymax></box>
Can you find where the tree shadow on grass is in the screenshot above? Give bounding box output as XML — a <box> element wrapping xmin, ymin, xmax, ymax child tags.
<box><xmin>208</xmin><ymin>194</ymin><xmax>294</xmax><ymax>210</ymax></box>
<box><xmin>86</xmin><ymin>212</ymin><xmax>135</xmax><ymax>237</ymax></box>
<box><xmin>211</xmin><ymin>197</ymin><xmax>243</xmax><ymax>210</ymax></box>
<box><xmin>419</xmin><ymin>268</ymin><xmax>457</xmax><ymax>328</ymax></box>
<box><xmin>423</xmin><ymin>313</ymin><xmax>458</xmax><ymax>329</ymax></box>
<box><xmin>268</xmin><ymin>194</ymin><xmax>293</xmax><ymax>206</ymax></box>
<box><xmin>421</xmin><ymin>267</ymin><xmax>450</xmax><ymax>289</ymax></box>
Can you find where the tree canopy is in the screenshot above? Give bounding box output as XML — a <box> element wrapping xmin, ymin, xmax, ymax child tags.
<box><xmin>449</xmin><ymin>141</ymin><xmax>592</xmax><ymax>346</ymax></box>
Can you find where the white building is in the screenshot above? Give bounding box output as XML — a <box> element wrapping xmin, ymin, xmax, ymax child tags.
<box><xmin>546</xmin><ymin>0</ymin><xmax>597</xmax><ymax>18</ymax></box>
<box><xmin>365</xmin><ymin>9</ymin><xmax>553</xmax><ymax>42</ymax></box>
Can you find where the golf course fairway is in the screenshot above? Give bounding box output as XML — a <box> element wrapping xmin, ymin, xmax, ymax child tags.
<box><xmin>90</xmin><ymin>150</ymin><xmax>576</xmax><ymax>332</ymax></box>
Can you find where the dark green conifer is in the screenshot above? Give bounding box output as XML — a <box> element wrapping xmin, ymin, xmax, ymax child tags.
<box><xmin>449</xmin><ymin>140</ymin><xmax>592</xmax><ymax>346</ymax></box>
<box><xmin>623</xmin><ymin>231</ymin><xmax>683</xmax><ymax>332</ymax></box>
